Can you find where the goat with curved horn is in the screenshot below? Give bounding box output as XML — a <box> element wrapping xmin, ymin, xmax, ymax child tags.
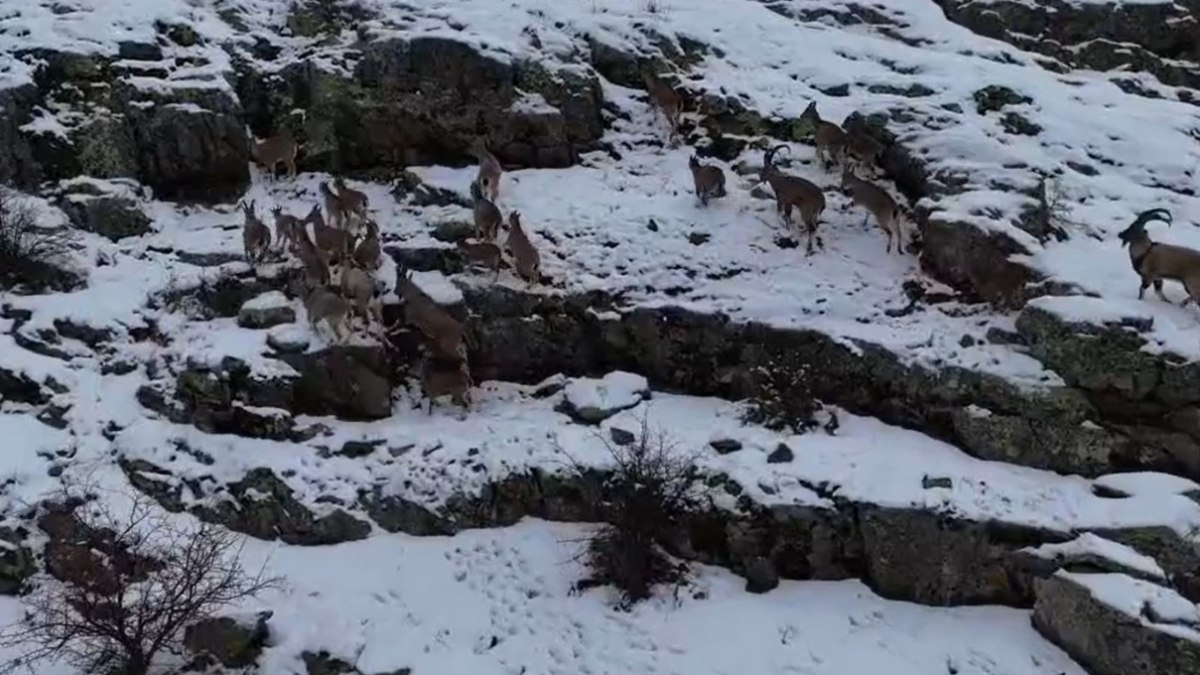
<box><xmin>757</xmin><ymin>143</ymin><xmax>826</xmax><ymax>255</ymax></box>
<box><xmin>1118</xmin><ymin>206</ymin><xmax>1200</xmax><ymax>308</ymax></box>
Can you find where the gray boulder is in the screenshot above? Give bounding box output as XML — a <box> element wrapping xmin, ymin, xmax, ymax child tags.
<box><xmin>238</xmin><ymin>291</ymin><xmax>297</xmax><ymax>329</ymax></box>
<box><xmin>183</xmin><ymin>611</ymin><xmax>272</xmax><ymax>668</ymax></box>
<box><xmin>1033</xmin><ymin>571</ymin><xmax>1200</xmax><ymax>675</ymax></box>
<box><xmin>59</xmin><ymin>192</ymin><xmax>151</xmax><ymax>241</ymax></box>
<box><xmin>558</xmin><ymin>372</ymin><xmax>650</xmax><ymax>424</ymax></box>
<box><xmin>280</xmin><ymin>345</ymin><xmax>394</xmax><ymax>420</ymax></box>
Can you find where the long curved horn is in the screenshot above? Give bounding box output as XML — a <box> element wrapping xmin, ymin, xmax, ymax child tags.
<box><xmin>1132</xmin><ymin>208</ymin><xmax>1172</xmax><ymax>229</ymax></box>
<box><xmin>764</xmin><ymin>143</ymin><xmax>790</xmax><ymax>168</ymax></box>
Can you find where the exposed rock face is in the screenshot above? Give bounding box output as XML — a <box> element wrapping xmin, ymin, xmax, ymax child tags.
<box><xmin>0</xmin><ymin>528</ymin><xmax>35</xmax><ymax>595</ymax></box>
<box><xmin>0</xmin><ymin>49</ymin><xmax>250</xmax><ymax>202</ymax></box>
<box><xmin>839</xmin><ymin>111</ymin><xmax>1056</xmax><ymax>308</ymax></box>
<box><xmin>279</xmin><ymin>345</ymin><xmax>394</xmax><ymax>420</ymax></box>
<box><xmin>390</xmin><ymin>280</ymin><xmax>1147</xmax><ymax>478</ymax></box>
<box><xmin>935</xmin><ymin>0</ymin><xmax>1200</xmax><ymax>92</ymax></box>
<box><xmin>238</xmin><ymin>35</ymin><xmax>605</xmax><ymax>173</ymax></box>
<box><xmin>58</xmin><ymin>190</ymin><xmax>152</xmax><ymax>241</ymax></box>
<box><xmin>1017</xmin><ymin>298</ymin><xmax>1200</xmax><ymax>478</ymax></box>
<box><xmin>1033</xmin><ymin>572</ymin><xmax>1200</xmax><ymax>675</ymax></box>
<box><xmin>183</xmin><ymin>612</ymin><xmax>272</xmax><ymax>669</ymax></box>
<box><xmin>123</xmin><ymin>461</ymin><xmax>371</xmax><ymax>546</ymax></box>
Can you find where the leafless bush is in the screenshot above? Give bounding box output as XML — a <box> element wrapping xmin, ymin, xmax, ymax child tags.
<box><xmin>564</xmin><ymin>418</ymin><xmax>698</xmax><ymax>609</ymax></box>
<box><xmin>1018</xmin><ymin>174</ymin><xmax>1074</xmax><ymax>243</ymax></box>
<box><xmin>0</xmin><ymin>492</ymin><xmax>281</xmax><ymax>675</ymax></box>
<box><xmin>0</xmin><ymin>191</ymin><xmax>76</xmax><ymax>291</ymax></box>
<box><xmin>741</xmin><ymin>351</ymin><xmax>821</xmax><ymax>434</ymax></box>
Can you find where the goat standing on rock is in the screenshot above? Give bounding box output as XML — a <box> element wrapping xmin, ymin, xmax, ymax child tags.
<box><xmin>1119</xmin><ymin>208</ymin><xmax>1200</xmax><ymax>307</ymax></box>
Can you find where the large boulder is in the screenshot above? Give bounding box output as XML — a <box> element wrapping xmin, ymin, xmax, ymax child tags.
<box><xmin>237</xmin><ymin>291</ymin><xmax>297</xmax><ymax>329</ymax></box>
<box><xmin>280</xmin><ymin>345</ymin><xmax>393</xmax><ymax>420</ymax></box>
<box><xmin>238</xmin><ymin>35</ymin><xmax>604</xmax><ymax>172</ymax></box>
<box><xmin>1017</xmin><ymin>296</ymin><xmax>1200</xmax><ymax>478</ymax></box>
<box><xmin>113</xmin><ymin>83</ymin><xmax>250</xmax><ymax>201</ymax></box>
<box><xmin>183</xmin><ymin>612</ymin><xmax>272</xmax><ymax>669</ymax></box>
<box><xmin>558</xmin><ymin>371</ymin><xmax>650</xmax><ymax>424</ymax></box>
<box><xmin>1033</xmin><ymin>571</ymin><xmax>1200</xmax><ymax>675</ymax></box>
<box><xmin>55</xmin><ymin>179</ymin><xmax>152</xmax><ymax>241</ymax></box>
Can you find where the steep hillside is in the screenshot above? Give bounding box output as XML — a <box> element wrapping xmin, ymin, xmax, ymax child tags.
<box><xmin>1</xmin><ymin>0</ymin><xmax>1199</xmax><ymax>673</ymax></box>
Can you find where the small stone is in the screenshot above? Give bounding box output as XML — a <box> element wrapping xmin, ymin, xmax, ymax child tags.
<box><xmin>266</xmin><ymin>324</ymin><xmax>310</xmax><ymax>354</ymax></box>
<box><xmin>709</xmin><ymin>438</ymin><xmax>742</xmax><ymax>455</ymax></box>
<box><xmin>609</xmin><ymin>427</ymin><xmax>636</xmax><ymax>446</ymax></box>
<box><xmin>687</xmin><ymin>231</ymin><xmax>710</xmax><ymax>246</ymax></box>
<box><xmin>766</xmin><ymin>443</ymin><xmax>794</xmax><ymax>464</ymax></box>
<box><xmin>238</xmin><ymin>292</ymin><xmax>296</xmax><ymax>329</ymax></box>
<box><xmin>338</xmin><ymin>440</ymin><xmax>383</xmax><ymax>458</ymax></box>
<box><xmin>922</xmin><ymin>475</ymin><xmax>953</xmax><ymax>489</ymax></box>
<box><xmin>743</xmin><ymin>556</ymin><xmax>780</xmax><ymax>594</ymax></box>
<box><xmin>647</xmin><ymin>219</ymin><xmax>659</xmax><ymax>232</ymax></box>
<box><xmin>47</xmin><ymin>465</ymin><xmax>63</xmax><ymax>477</ymax></box>
<box><xmin>959</xmin><ymin>334</ymin><xmax>976</xmax><ymax>348</ymax></box>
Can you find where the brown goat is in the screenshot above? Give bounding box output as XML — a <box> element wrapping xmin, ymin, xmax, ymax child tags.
<box><xmin>250</xmin><ymin>131</ymin><xmax>299</xmax><ymax>179</ymax></box>
<box><xmin>505</xmin><ymin>211</ymin><xmax>541</xmax><ymax>284</ymax></box>
<box><xmin>333</xmin><ymin>177</ymin><xmax>370</xmax><ymax>224</ymax></box>
<box><xmin>421</xmin><ymin>356</ymin><xmax>473</xmax><ymax>414</ymax></box>
<box><xmin>271</xmin><ymin>205</ymin><xmax>304</xmax><ymax>254</ymax></box>
<box><xmin>1118</xmin><ymin>209</ymin><xmax>1200</xmax><ymax>306</ymax></box>
<box><xmin>292</xmin><ymin>227</ymin><xmax>331</xmax><ymax>286</ymax></box>
<box><xmin>352</xmin><ymin>219</ymin><xmax>382</xmax><ymax>271</ymax></box>
<box><xmin>845</xmin><ymin>130</ymin><xmax>884</xmax><ymax>173</ymax></box>
<box><xmin>801</xmin><ymin>102</ymin><xmax>846</xmax><ymax>170</ymax></box>
<box><xmin>687</xmin><ymin>155</ymin><xmax>726</xmax><ymax>206</ymax></box>
<box><xmin>841</xmin><ymin>165</ymin><xmax>903</xmax><ymax>254</ymax></box>
<box><xmin>396</xmin><ymin>269</ymin><xmax>471</xmax><ymax>360</ymax></box>
<box><xmin>471</xmin><ymin>180</ymin><xmax>503</xmax><ymax>241</ymax></box>
<box><xmin>472</xmin><ymin>139</ymin><xmax>503</xmax><ymax>203</ymax></box>
<box><xmin>240</xmin><ymin>201</ymin><xmax>272</xmax><ymax>263</ymax></box>
<box><xmin>642</xmin><ymin>70</ymin><xmax>682</xmax><ymax>139</ymax></box>
<box><xmin>758</xmin><ymin>145</ymin><xmax>826</xmax><ymax>255</ymax></box>
<box><xmin>457</xmin><ymin>239</ymin><xmax>503</xmax><ymax>280</ymax></box>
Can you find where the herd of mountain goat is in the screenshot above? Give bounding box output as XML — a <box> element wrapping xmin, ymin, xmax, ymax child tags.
<box><xmin>235</xmin><ymin>68</ymin><xmax>1195</xmax><ymax>413</ymax></box>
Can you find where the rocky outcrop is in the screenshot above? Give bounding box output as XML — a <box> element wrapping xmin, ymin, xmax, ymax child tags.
<box><xmin>237</xmin><ymin>291</ymin><xmax>296</xmax><ymax>329</ymax></box>
<box><xmin>0</xmin><ymin>48</ymin><xmax>249</xmax><ymax>201</ymax></box>
<box><xmin>383</xmin><ymin>276</ymin><xmax>1153</xmax><ymax>478</ymax></box>
<box><xmin>124</xmin><ymin>456</ymin><xmax>1200</xmax><ymax>608</ymax></box>
<box><xmin>1017</xmin><ymin>297</ymin><xmax>1200</xmax><ymax>479</ymax></box>
<box><xmin>55</xmin><ymin>180</ymin><xmax>152</xmax><ymax>241</ymax></box>
<box><xmin>0</xmin><ymin>528</ymin><xmax>35</xmax><ymax>595</ymax></box>
<box><xmin>1033</xmin><ymin>572</ymin><xmax>1200</xmax><ymax>675</ymax></box>
<box><xmin>279</xmin><ymin>345</ymin><xmax>394</xmax><ymax>420</ymax></box>
<box><xmin>123</xmin><ymin>461</ymin><xmax>370</xmax><ymax>546</ymax></box>
<box><xmin>934</xmin><ymin>0</ymin><xmax>1200</xmax><ymax>94</ymax></box>
<box><xmin>183</xmin><ymin>612</ymin><xmax>272</xmax><ymax>669</ymax></box>
<box><xmin>237</xmin><ymin>35</ymin><xmax>605</xmax><ymax>173</ymax></box>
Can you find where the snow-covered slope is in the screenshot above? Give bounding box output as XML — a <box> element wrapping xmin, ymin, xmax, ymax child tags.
<box><xmin>3</xmin><ymin>0</ymin><xmax>1200</xmax><ymax>673</ymax></box>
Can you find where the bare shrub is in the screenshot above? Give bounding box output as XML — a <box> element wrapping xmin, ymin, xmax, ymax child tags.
<box><xmin>564</xmin><ymin>417</ymin><xmax>699</xmax><ymax>609</ymax></box>
<box><xmin>1018</xmin><ymin>174</ymin><xmax>1074</xmax><ymax>243</ymax></box>
<box><xmin>741</xmin><ymin>351</ymin><xmax>821</xmax><ymax>434</ymax></box>
<box><xmin>0</xmin><ymin>191</ymin><xmax>76</xmax><ymax>291</ymax></box>
<box><xmin>0</xmin><ymin>492</ymin><xmax>281</xmax><ymax>675</ymax></box>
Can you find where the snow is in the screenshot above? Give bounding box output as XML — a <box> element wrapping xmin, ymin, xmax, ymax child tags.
<box><xmin>241</xmin><ymin>290</ymin><xmax>291</xmax><ymax>312</ymax></box>
<box><xmin>2</xmin><ymin>0</ymin><xmax>1200</xmax><ymax>670</ymax></box>
<box><xmin>409</xmin><ymin>270</ymin><xmax>464</xmax><ymax>306</ymax></box>
<box><xmin>1093</xmin><ymin>472</ymin><xmax>1200</xmax><ymax>498</ymax></box>
<box><xmin>563</xmin><ymin>372</ymin><xmax>649</xmax><ymax>418</ymax></box>
<box><xmin>224</xmin><ymin>520</ymin><xmax>1088</xmax><ymax>675</ymax></box>
<box><xmin>1021</xmin><ymin>533</ymin><xmax>1167</xmax><ymax>580</ymax></box>
<box><xmin>1062</xmin><ymin>572</ymin><xmax>1200</xmax><ymax>642</ymax></box>
<box><xmin>113</xmin><ymin>378</ymin><xmax>1200</xmax><ymax>539</ymax></box>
